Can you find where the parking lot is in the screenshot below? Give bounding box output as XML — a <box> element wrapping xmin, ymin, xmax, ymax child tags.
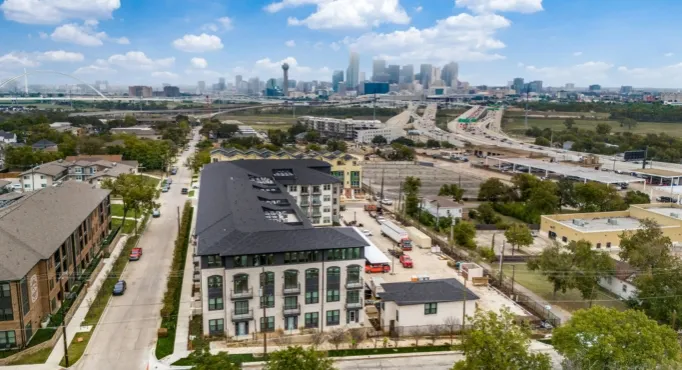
<box><xmin>342</xmin><ymin>203</ymin><xmax>531</xmax><ymax>318</ymax></box>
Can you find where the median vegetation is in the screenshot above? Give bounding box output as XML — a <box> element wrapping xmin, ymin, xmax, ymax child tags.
<box><xmin>155</xmin><ymin>201</ymin><xmax>193</xmax><ymax>359</ymax></box>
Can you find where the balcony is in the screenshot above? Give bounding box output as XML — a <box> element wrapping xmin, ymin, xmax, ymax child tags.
<box><xmin>230</xmin><ymin>288</ymin><xmax>253</xmax><ymax>300</ymax></box>
<box><xmin>231</xmin><ymin>309</ymin><xmax>253</xmax><ymax>321</ymax></box>
<box><xmin>312</xmin><ymin>188</ymin><xmax>321</xmax><ymax>195</ymax></box>
<box><xmin>312</xmin><ymin>198</ymin><xmax>322</xmax><ymax>206</ymax></box>
<box><xmin>283</xmin><ymin>304</ymin><xmax>300</xmax><ymax>316</ymax></box>
<box><xmin>301</xmin><ymin>189</ymin><xmax>310</xmax><ymax>195</ymax></box>
<box><xmin>312</xmin><ymin>211</ymin><xmax>322</xmax><ymax>218</ymax></box>
<box><xmin>345</xmin><ymin>278</ymin><xmax>364</xmax><ymax>290</ymax></box>
<box><xmin>283</xmin><ymin>283</ymin><xmax>301</xmax><ymax>295</ymax></box>
<box><xmin>345</xmin><ymin>300</ymin><xmax>363</xmax><ymax>310</ymax></box>
<box><xmin>300</xmin><ymin>200</ymin><xmax>310</xmax><ymax>207</ymax></box>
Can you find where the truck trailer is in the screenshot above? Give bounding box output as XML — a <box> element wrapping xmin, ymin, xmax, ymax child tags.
<box><xmin>380</xmin><ymin>220</ymin><xmax>413</xmax><ymax>250</ymax></box>
<box><xmin>406</xmin><ymin>226</ymin><xmax>432</xmax><ymax>249</ymax></box>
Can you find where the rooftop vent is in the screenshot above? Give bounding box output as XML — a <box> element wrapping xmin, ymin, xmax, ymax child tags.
<box><xmin>264</xmin><ymin>210</ymin><xmax>289</xmax><ymax>223</ymax></box>
<box><xmin>572</xmin><ymin>219</ymin><xmax>587</xmax><ymax>227</ymax></box>
<box><xmin>273</xmin><ymin>169</ymin><xmax>294</xmax><ymax>177</ymax></box>
<box><xmin>607</xmin><ymin>218</ymin><xmax>619</xmax><ymax>225</ymax></box>
<box><xmin>249</xmin><ymin>175</ymin><xmax>274</xmax><ymax>185</ymax></box>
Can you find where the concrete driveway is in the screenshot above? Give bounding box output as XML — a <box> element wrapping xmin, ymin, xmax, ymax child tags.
<box><xmin>73</xmin><ymin>132</ymin><xmax>199</xmax><ymax>370</ymax></box>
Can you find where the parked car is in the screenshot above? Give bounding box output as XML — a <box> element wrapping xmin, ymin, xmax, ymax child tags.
<box><xmin>129</xmin><ymin>247</ymin><xmax>142</xmax><ymax>261</ymax></box>
<box><xmin>399</xmin><ymin>255</ymin><xmax>413</xmax><ymax>268</ymax></box>
<box><xmin>365</xmin><ymin>264</ymin><xmax>390</xmax><ymax>274</ymax></box>
<box><xmin>362</xmin><ymin>229</ymin><xmax>372</xmax><ymax>236</ymax></box>
<box><xmin>181</xmin><ymin>188</ymin><xmax>188</xmax><ymax>194</ymax></box>
<box><xmin>113</xmin><ymin>280</ymin><xmax>127</xmax><ymax>295</ymax></box>
<box><xmin>152</xmin><ymin>209</ymin><xmax>160</xmax><ymax>218</ymax></box>
<box><xmin>161</xmin><ymin>186</ymin><xmax>169</xmax><ymax>193</ymax></box>
<box><xmin>167</xmin><ymin>178</ymin><xmax>172</xmax><ymax>184</ymax></box>
<box><xmin>380</xmin><ymin>199</ymin><xmax>393</xmax><ymax>205</ymax></box>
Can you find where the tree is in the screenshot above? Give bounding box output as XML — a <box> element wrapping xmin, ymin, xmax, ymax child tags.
<box><xmin>623</xmin><ymin>190</ymin><xmax>650</xmax><ymax>205</ymax></box>
<box><xmin>101</xmin><ymin>174</ymin><xmax>159</xmax><ymax>234</ymax></box>
<box><xmin>511</xmin><ymin>174</ymin><xmax>540</xmax><ymax>201</ymax></box>
<box><xmin>327</xmin><ymin>329</ymin><xmax>347</xmax><ymax>350</ymax></box>
<box><xmin>534</xmin><ymin>136</ymin><xmax>550</xmax><ymax>147</ymax></box>
<box><xmin>620</xmin><ymin>117</ymin><xmax>638</xmax><ymax>130</ymax></box>
<box><xmin>452</xmin><ymin>221</ymin><xmax>476</xmax><ymax>248</ymax></box>
<box><xmin>476</xmin><ymin>203</ymin><xmax>500</xmax><ymax>224</ymax></box>
<box><xmin>526</xmin><ymin>181</ymin><xmax>559</xmax><ymax>216</ymax></box>
<box><xmin>563</xmin><ymin>118</ymin><xmax>576</xmax><ymax>129</ymax></box>
<box><xmin>425</xmin><ymin>139</ymin><xmax>441</xmax><ymax>148</ymax></box>
<box><xmin>595</xmin><ymin>123</ymin><xmax>612</xmax><ymax>135</ymax></box>
<box><xmin>630</xmin><ymin>260</ymin><xmax>682</xmax><ymax>328</ymax></box>
<box><xmin>442</xmin><ymin>317</ymin><xmax>460</xmax><ymax>344</ymax></box>
<box><xmin>478</xmin><ymin>178</ymin><xmax>512</xmax><ymax>202</ymax></box>
<box><xmin>123</xmin><ymin>114</ymin><xmax>137</xmax><ymax>127</ymax></box>
<box><xmin>504</xmin><ymin>223</ymin><xmax>533</xmax><ymax>253</ymax></box>
<box><xmin>187</xmin><ymin>150</ymin><xmax>211</xmax><ymax>173</ymax></box>
<box><xmin>388</xmin><ymin>143</ymin><xmax>415</xmax><ymax>161</ymax></box>
<box><xmin>371</xmin><ymin>135</ymin><xmax>387</xmax><ymax>145</ymax></box>
<box><xmin>452</xmin><ymin>308</ymin><xmax>551</xmax><ymax>370</ymax></box>
<box><xmin>402</xmin><ymin>176</ymin><xmax>422</xmax><ymax>217</ymax></box>
<box><xmin>391</xmin><ymin>136</ymin><xmax>415</xmax><ymax>146</ymax></box>
<box><xmin>267</xmin><ymin>129</ymin><xmax>288</xmax><ymax>147</ymax></box>
<box><xmin>438</xmin><ymin>184</ymin><xmax>464</xmax><ymax>202</ymax></box>
<box><xmin>304</xmin><ymin>130</ymin><xmax>321</xmax><ymax>143</ymax></box>
<box><xmin>187</xmin><ymin>348</ymin><xmax>241</xmax><ymax>370</ymax></box>
<box><xmin>527</xmin><ymin>244</ymin><xmax>575</xmax><ymax>299</ymax></box>
<box><xmin>410</xmin><ymin>327</ymin><xmax>426</xmax><ymax>347</ymax></box>
<box><xmin>306</xmin><ymin>143</ymin><xmax>322</xmax><ymax>152</ymax></box>
<box><xmin>264</xmin><ymin>346</ymin><xmax>335</xmax><ymax>370</ymax></box>
<box><xmin>574</xmin><ymin>182</ymin><xmax>626</xmax><ymax>212</ymax></box>
<box><xmin>556</xmin><ymin>178</ymin><xmax>577</xmax><ymax>210</ymax></box>
<box><xmin>619</xmin><ymin>219</ymin><xmax>674</xmax><ymax>270</ymax></box>
<box><xmin>326</xmin><ymin>139</ymin><xmax>347</xmax><ymax>152</ymax></box>
<box><xmin>552</xmin><ymin>307</ymin><xmax>680</xmax><ymax>370</ymax></box>
<box><xmin>217</xmin><ymin>124</ymin><xmax>239</xmax><ymax>138</ymax></box>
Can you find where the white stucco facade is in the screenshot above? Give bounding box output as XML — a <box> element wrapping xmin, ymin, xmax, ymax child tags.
<box><xmin>286</xmin><ymin>183</ymin><xmax>340</xmax><ymax>226</ymax></box>
<box><xmin>380</xmin><ymin>299</ymin><xmax>478</xmax><ymax>333</ymax></box>
<box><xmin>599</xmin><ymin>276</ymin><xmax>637</xmax><ymax>301</ymax></box>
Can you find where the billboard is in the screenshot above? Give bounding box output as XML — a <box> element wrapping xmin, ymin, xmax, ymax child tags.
<box><xmin>624</xmin><ymin>150</ymin><xmax>646</xmax><ymax>161</ymax></box>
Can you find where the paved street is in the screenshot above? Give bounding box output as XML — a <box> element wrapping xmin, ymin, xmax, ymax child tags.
<box><xmin>74</xmin><ymin>132</ymin><xmax>199</xmax><ymax>370</ymax></box>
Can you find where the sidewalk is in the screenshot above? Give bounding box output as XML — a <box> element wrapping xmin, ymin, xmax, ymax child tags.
<box><xmin>45</xmin><ymin>235</ymin><xmax>130</xmax><ymax>365</ymax></box>
<box><xmin>172</xmin><ymin>196</ymin><xmax>199</xmax><ymax>356</ymax></box>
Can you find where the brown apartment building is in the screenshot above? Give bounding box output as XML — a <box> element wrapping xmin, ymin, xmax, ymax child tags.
<box><xmin>0</xmin><ymin>182</ymin><xmax>111</xmax><ymax>348</ymax></box>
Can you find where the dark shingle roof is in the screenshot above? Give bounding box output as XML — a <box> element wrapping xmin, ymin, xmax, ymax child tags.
<box><xmin>31</xmin><ymin>139</ymin><xmax>57</xmax><ymax>149</ymax></box>
<box><xmin>380</xmin><ymin>278</ymin><xmax>480</xmax><ymax>305</ymax></box>
<box><xmin>196</xmin><ymin>160</ymin><xmax>363</xmax><ymax>257</ymax></box>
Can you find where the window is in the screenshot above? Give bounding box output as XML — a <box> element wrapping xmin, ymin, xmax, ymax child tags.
<box><xmin>23</xmin><ymin>176</ymin><xmax>28</xmax><ymax>180</ymax></box>
<box><xmin>424</xmin><ymin>303</ymin><xmax>438</xmax><ymax>315</ymax></box>
<box><xmin>0</xmin><ymin>308</ymin><xmax>12</xmax><ymax>321</ymax></box>
<box><xmin>305</xmin><ymin>291</ymin><xmax>319</xmax><ymax>304</ymax></box>
<box><xmin>347</xmin><ymin>265</ymin><xmax>361</xmax><ymax>284</ymax></box>
<box><xmin>208</xmin><ymin>297</ymin><xmax>223</xmax><ymax>311</ymax></box>
<box><xmin>301</xmin><ymin>186</ymin><xmax>309</xmax><ymax>194</ymax></box>
<box><xmin>326</xmin><ymin>310</ymin><xmax>340</xmax><ymax>326</ymax></box>
<box><xmin>606</xmin><ymin>242</ymin><xmax>612</xmax><ymax>248</ymax></box>
<box><xmin>234</xmin><ymin>300</ymin><xmax>249</xmax><ymax>314</ymax></box>
<box><xmin>323</xmin><ymin>184</ymin><xmax>331</xmax><ymax>191</ymax></box>
<box><xmin>207</xmin><ymin>255</ymin><xmax>222</xmax><ymax>268</ymax></box>
<box><xmin>233</xmin><ymin>274</ymin><xmax>249</xmax><ymax>293</ymax></box>
<box><xmin>326</xmin><ymin>290</ymin><xmax>340</xmax><ymax>302</ymax></box>
<box><xmin>0</xmin><ymin>284</ymin><xmax>10</xmax><ymax>298</ymax></box>
<box><xmin>323</xmin><ymin>195</ymin><xmax>331</xmax><ymax>202</ymax></box>
<box><xmin>323</xmin><ymin>207</ymin><xmax>330</xmax><ymax>213</ymax></box>
<box><xmin>323</xmin><ymin>217</ymin><xmax>331</xmax><ymax>224</ymax></box>
<box><xmin>260</xmin><ymin>316</ymin><xmax>275</xmax><ymax>332</ymax></box>
<box><xmin>305</xmin><ymin>312</ymin><xmax>319</xmax><ymax>328</ymax></box>
<box><xmin>233</xmin><ymin>255</ymin><xmax>247</xmax><ymax>268</ymax></box>
<box><xmin>260</xmin><ymin>295</ymin><xmax>275</xmax><ymax>308</ymax></box>
<box><xmin>24</xmin><ymin>184</ymin><xmax>30</xmax><ymax>189</ymax></box>
<box><xmin>284</xmin><ymin>296</ymin><xmax>298</xmax><ymax>309</ymax></box>
<box><xmin>207</xmin><ymin>276</ymin><xmax>223</xmax><ymax>289</ymax></box>
<box><xmin>40</xmin><ymin>175</ymin><xmax>45</xmax><ymax>179</ymax></box>
<box><xmin>75</xmin><ymin>167</ymin><xmax>82</xmax><ymax>173</ymax></box>
<box><xmin>41</xmin><ymin>184</ymin><xmax>46</xmax><ymax>188</ymax></box>
<box><xmin>0</xmin><ymin>331</ymin><xmax>16</xmax><ymax>347</ymax></box>
<box><xmin>561</xmin><ymin>236</ymin><xmax>568</xmax><ymax>243</ymax></box>
<box><xmin>596</xmin><ymin>243</ymin><xmax>601</xmax><ymax>249</ymax></box>
<box><xmin>253</xmin><ymin>254</ymin><xmax>275</xmax><ymax>266</ymax></box>
<box><xmin>396</xmin><ymin>310</ymin><xmax>399</xmax><ymax>322</ymax></box>
<box><xmin>622</xmin><ymin>284</ymin><xmax>628</xmax><ymax>292</ymax></box>
<box><xmin>313</xmin><ymin>186</ymin><xmax>320</xmax><ymax>193</ymax></box>
<box><xmin>208</xmin><ymin>319</ymin><xmax>224</xmax><ymax>335</ymax></box>
<box><xmin>347</xmin><ymin>290</ymin><xmax>360</xmax><ymax>304</ymax></box>
<box><xmin>284</xmin><ymin>270</ymin><xmax>298</xmax><ymax>289</ymax></box>
<box><xmin>289</xmin><ymin>185</ymin><xmax>297</xmax><ymax>192</ymax></box>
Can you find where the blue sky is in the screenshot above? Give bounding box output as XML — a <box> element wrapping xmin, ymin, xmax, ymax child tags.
<box><xmin>2</xmin><ymin>0</ymin><xmax>682</xmax><ymax>88</ymax></box>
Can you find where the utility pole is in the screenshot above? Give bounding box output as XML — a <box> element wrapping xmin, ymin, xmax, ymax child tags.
<box><xmin>379</xmin><ymin>169</ymin><xmax>385</xmax><ymax>201</ymax></box>
<box><xmin>261</xmin><ymin>267</ymin><xmax>267</xmax><ymax>357</ymax></box>
<box><xmin>320</xmin><ymin>258</ymin><xmax>325</xmax><ymax>333</ymax></box>
<box><xmin>643</xmin><ymin>146</ymin><xmax>649</xmax><ymax>170</ymax></box>
<box><xmin>177</xmin><ymin>206</ymin><xmax>181</xmax><ymax>230</ymax></box>
<box><xmin>59</xmin><ymin>281</ymin><xmax>69</xmax><ymax>367</ymax></box>
<box><xmin>511</xmin><ymin>264</ymin><xmax>516</xmax><ymax>295</ymax></box>
<box><xmin>498</xmin><ymin>241</ymin><xmax>506</xmax><ymax>282</ymax></box>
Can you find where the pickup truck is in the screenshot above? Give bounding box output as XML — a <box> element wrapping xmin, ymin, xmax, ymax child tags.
<box><xmin>129</xmin><ymin>247</ymin><xmax>142</xmax><ymax>261</ymax></box>
<box><xmin>399</xmin><ymin>255</ymin><xmax>413</xmax><ymax>268</ymax></box>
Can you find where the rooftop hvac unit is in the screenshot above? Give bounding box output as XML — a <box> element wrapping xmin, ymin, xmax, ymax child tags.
<box><xmin>572</xmin><ymin>219</ymin><xmax>586</xmax><ymax>227</ymax></box>
<box><xmin>607</xmin><ymin>218</ymin><xmax>618</xmax><ymax>225</ymax></box>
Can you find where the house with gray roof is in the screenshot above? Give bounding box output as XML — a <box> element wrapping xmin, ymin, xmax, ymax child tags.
<box><xmin>0</xmin><ymin>131</ymin><xmax>17</xmax><ymax>144</ymax></box>
<box><xmin>20</xmin><ymin>162</ymin><xmax>69</xmax><ymax>191</ymax></box>
<box><xmin>379</xmin><ymin>278</ymin><xmax>479</xmax><ymax>333</ymax></box>
<box><xmin>196</xmin><ymin>160</ymin><xmax>367</xmax><ymax>339</ymax></box>
<box><xmin>31</xmin><ymin>139</ymin><xmax>58</xmax><ymax>152</ymax></box>
<box><xmin>0</xmin><ymin>182</ymin><xmax>111</xmax><ymax>348</ymax></box>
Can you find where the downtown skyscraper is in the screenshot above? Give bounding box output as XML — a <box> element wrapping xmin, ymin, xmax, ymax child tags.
<box><xmin>441</xmin><ymin>62</ymin><xmax>459</xmax><ymax>87</ymax></box>
<box><xmin>346</xmin><ymin>51</ymin><xmax>360</xmax><ymax>90</ymax></box>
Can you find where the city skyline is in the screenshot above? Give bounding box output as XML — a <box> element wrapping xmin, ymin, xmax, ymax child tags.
<box><xmin>3</xmin><ymin>1</ymin><xmax>682</xmax><ymax>87</ymax></box>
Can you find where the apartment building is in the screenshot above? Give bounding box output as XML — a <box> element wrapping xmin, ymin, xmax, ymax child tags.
<box><xmin>210</xmin><ymin>149</ymin><xmax>363</xmax><ymax>200</ymax></box>
<box><xmin>20</xmin><ymin>158</ymin><xmax>138</xmax><ymax>191</ymax></box>
<box><xmin>0</xmin><ymin>182</ymin><xmax>111</xmax><ymax>348</ymax></box>
<box><xmin>297</xmin><ymin>116</ymin><xmax>382</xmax><ymax>140</ymax></box>
<box><xmin>196</xmin><ymin>160</ymin><xmax>367</xmax><ymax>339</ymax></box>
<box><xmin>20</xmin><ymin>163</ymin><xmax>69</xmax><ymax>191</ymax></box>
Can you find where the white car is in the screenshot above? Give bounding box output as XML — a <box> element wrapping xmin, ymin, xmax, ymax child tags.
<box><xmin>362</xmin><ymin>229</ymin><xmax>373</xmax><ymax>236</ymax></box>
<box><xmin>380</xmin><ymin>199</ymin><xmax>393</xmax><ymax>205</ymax></box>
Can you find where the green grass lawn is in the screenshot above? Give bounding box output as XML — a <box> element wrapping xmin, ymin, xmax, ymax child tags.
<box><xmin>188</xmin><ymin>190</ymin><xmax>195</xmax><ymax>197</ymax></box>
<box><xmin>494</xmin><ymin>263</ymin><xmax>627</xmax><ymax>312</ymax></box>
<box><xmin>111</xmin><ymin>218</ymin><xmax>136</xmax><ymax>234</ymax></box>
<box><xmin>503</xmin><ymin>118</ymin><xmax>682</xmax><ymax>138</ymax></box>
<box><xmin>6</xmin><ymin>347</ymin><xmax>52</xmax><ymax>365</ymax></box>
<box><xmin>59</xmin><ymin>331</ymin><xmax>93</xmax><ymax>367</ymax></box>
<box><xmin>110</xmin><ymin>204</ymin><xmax>125</xmax><ymax>217</ymax></box>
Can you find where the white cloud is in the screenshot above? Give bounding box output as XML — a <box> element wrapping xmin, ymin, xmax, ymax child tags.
<box><xmin>616</xmin><ymin>64</ymin><xmax>682</xmax><ymax>86</ymax></box>
<box><xmin>285</xmin><ymin>40</ymin><xmax>296</xmax><ymax>47</ymax></box>
<box><xmin>665</xmin><ymin>52</ymin><xmax>674</xmax><ymax>57</ymax></box>
<box><xmin>39</xmin><ymin>50</ymin><xmax>84</xmax><ymax>62</ymax></box>
<box><xmin>415</xmin><ymin>6</ymin><xmax>423</xmax><ymax>13</ymax></box>
<box><xmin>0</xmin><ymin>0</ymin><xmax>121</xmax><ymax>25</ymax></box>
<box><xmin>455</xmin><ymin>0</ymin><xmax>543</xmax><ymax>14</ymax></box>
<box><xmin>524</xmin><ymin>61</ymin><xmax>613</xmax><ymax>84</ymax></box>
<box><xmin>106</xmin><ymin>51</ymin><xmax>175</xmax><ymax>70</ymax></box>
<box><xmin>202</xmin><ymin>16</ymin><xmax>233</xmax><ymax>32</ymax></box>
<box><xmin>517</xmin><ymin>62</ymin><xmax>524</xmax><ymax>67</ymax></box>
<box><xmin>0</xmin><ymin>52</ymin><xmax>40</xmax><ymax>67</ymax></box>
<box><xmin>344</xmin><ymin>13</ymin><xmax>510</xmax><ymax>64</ymax></box>
<box><xmin>50</xmin><ymin>21</ymin><xmax>128</xmax><ymax>46</ymax></box>
<box><xmin>172</xmin><ymin>33</ymin><xmax>223</xmax><ymax>52</ymax></box>
<box><xmin>73</xmin><ymin>64</ymin><xmax>115</xmax><ymax>74</ymax></box>
<box><xmin>330</xmin><ymin>42</ymin><xmax>340</xmax><ymax>51</ymax></box>
<box><xmin>217</xmin><ymin>17</ymin><xmax>233</xmax><ymax>30</ymax></box>
<box><xmin>190</xmin><ymin>57</ymin><xmax>208</xmax><ymax>69</ymax></box>
<box><xmin>237</xmin><ymin>56</ymin><xmax>331</xmax><ymax>82</ymax></box>
<box><xmin>38</xmin><ymin>32</ymin><xmax>48</xmax><ymax>39</ymax></box>
<box><xmin>573</xmin><ymin>51</ymin><xmax>582</xmax><ymax>56</ymax></box>
<box><xmin>265</xmin><ymin>0</ymin><xmax>410</xmax><ymax>30</ymax></box>
<box><xmin>151</xmin><ymin>71</ymin><xmax>179</xmax><ymax>79</ymax></box>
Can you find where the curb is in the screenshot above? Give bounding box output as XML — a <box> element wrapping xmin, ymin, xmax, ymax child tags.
<box><xmin>240</xmin><ymin>350</ymin><xmax>463</xmax><ymax>368</ymax></box>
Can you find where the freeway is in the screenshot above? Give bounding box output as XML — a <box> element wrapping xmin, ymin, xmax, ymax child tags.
<box><xmin>74</xmin><ymin>132</ymin><xmax>199</xmax><ymax>370</ymax></box>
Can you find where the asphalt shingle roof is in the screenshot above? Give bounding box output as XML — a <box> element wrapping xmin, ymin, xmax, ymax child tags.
<box><xmin>380</xmin><ymin>278</ymin><xmax>480</xmax><ymax>305</ymax></box>
<box><xmin>196</xmin><ymin>160</ymin><xmax>364</xmax><ymax>257</ymax></box>
<box><xmin>0</xmin><ymin>182</ymin><xmax>110</xmax><ymax>280</ymax></box>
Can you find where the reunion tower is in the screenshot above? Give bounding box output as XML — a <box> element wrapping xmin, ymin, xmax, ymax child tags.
<box><xmin>282</xmin><ymin>63</ymin><xmax>289</xmax><ymax>97</ymax></box>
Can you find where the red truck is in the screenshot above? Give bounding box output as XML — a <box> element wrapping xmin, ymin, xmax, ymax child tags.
<box><xmin>365</xmin><ymin>263</ymin><xmax>390</xmax><ymax>274</ymax></box>
<box><xmin>399</xmin><ymin>255</ymin><xmax>413</xmax><ymax>268</ymax></box>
